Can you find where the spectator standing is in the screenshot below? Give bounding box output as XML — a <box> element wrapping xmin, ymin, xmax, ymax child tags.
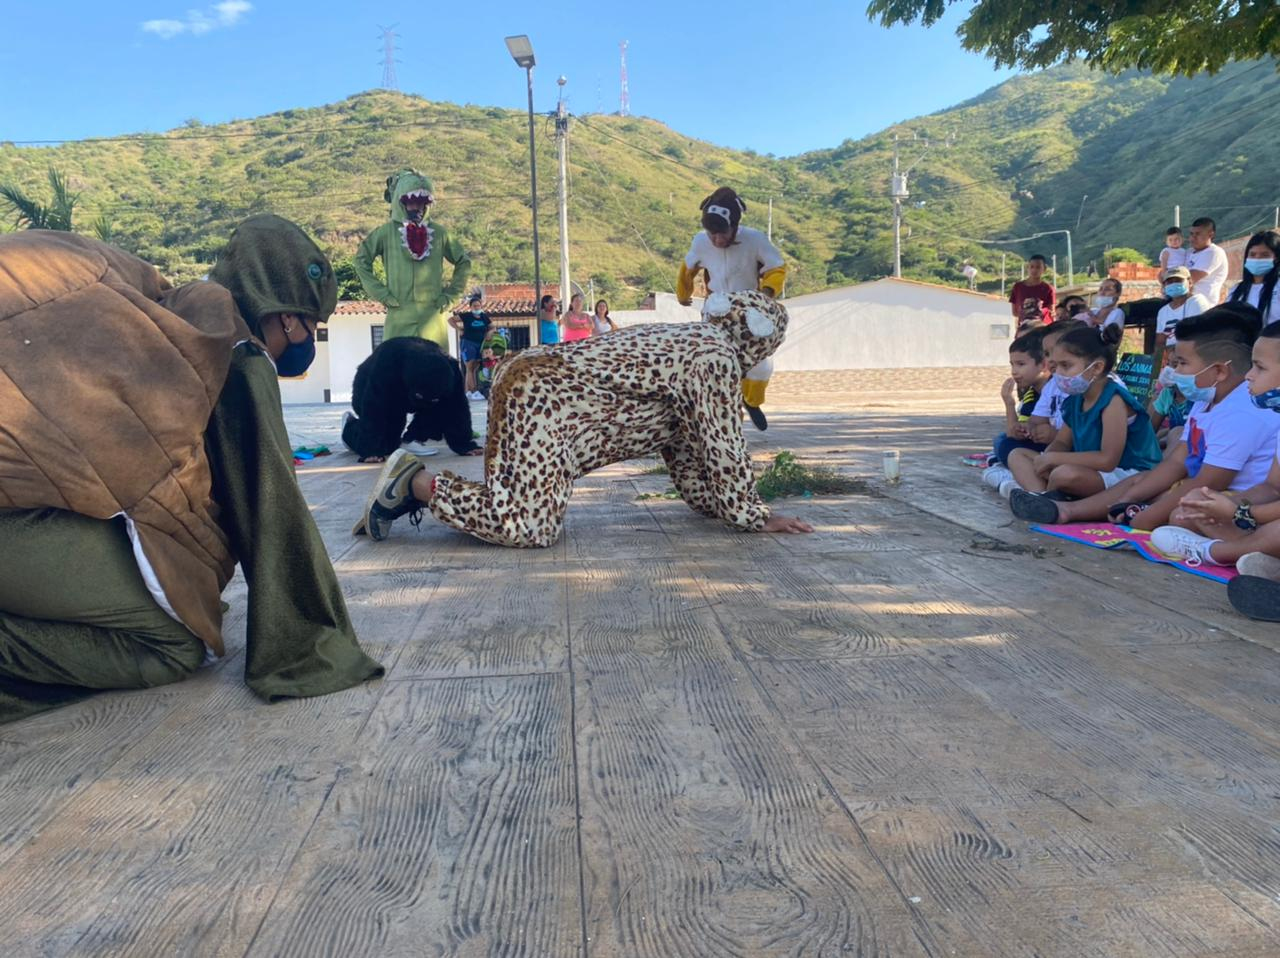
<box><xmin>1186</xmin><ymin>217</ymin><xmax>1230</xmax><ymax>303</ymax></box>
<box><xmin>1226</xmin><ymin>229</ymin><xmax>1280</xmax><ymax>326</ymax></box>
<box><xmin>1159</xmin><ymin>226</ymin><xmax>1189</xmax><ymax>278</ymax></box>
<box><xmin>537</xmin><ymin>294</ymin><xmax>561</xmax><ymax>345</ymax></box>
<box><xmin>962</xmin><ymin>262</ymin><xmax>979</xmax><ymax>291</ymax></box>
<box><xmin>591</xmin><ymin>298</ymin><xmax>618</xmax><ymax>335</ymax></box>
<box><xmin>449</xmin><ymin>290</ymin><xmax>491</xmax><ymax>399</ymax></box>
<box><xmin>560</xmin><ymin>292</ymin><xmax>594</xmax><ymax>342</ymax></box>
<box><xmin>1009</xmin><ymin>254</ymin><xmax>1056</xmax><ymax>326</ymax></box>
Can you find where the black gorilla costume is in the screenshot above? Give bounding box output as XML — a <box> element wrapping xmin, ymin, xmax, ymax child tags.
<box><xmin>342</xmin><ymin>338</ymin><xmax>479</xmax><ymax>460</ymax></box>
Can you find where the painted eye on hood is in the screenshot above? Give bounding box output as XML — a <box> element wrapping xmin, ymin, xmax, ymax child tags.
<box><xmin>307</xmin><ymin>263</ymin><xmax>323</xmax><ymax>280</ymax></box>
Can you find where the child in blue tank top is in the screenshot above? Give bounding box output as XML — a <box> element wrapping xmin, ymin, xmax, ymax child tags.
<box><xmin>1006</xmin><ymin>324</ymin><xmax>1161</xmax><ymax>517</ymax></box>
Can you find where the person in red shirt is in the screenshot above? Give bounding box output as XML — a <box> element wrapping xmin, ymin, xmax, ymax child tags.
<box><xmin>1010</xmin><ymin>254</ymin><xmax>1056</xmax><ymax>328</ymax></box>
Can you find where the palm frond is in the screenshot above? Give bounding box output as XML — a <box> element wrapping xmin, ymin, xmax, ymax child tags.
<box><xmin>0</xmin><ymin>182</ymin><xmax>50</xmax><ymax>229</ymax></box>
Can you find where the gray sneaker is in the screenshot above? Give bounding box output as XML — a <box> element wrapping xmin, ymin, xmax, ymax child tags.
<box><xmin>359</xmin><ymin>449</ymin><xmax>426</xmax><ymax>541</ymax></box>
<box><xmin>1236</xmin><ymin>552</ymin><xmax>1280</xmax><ymax>581</ymax></box>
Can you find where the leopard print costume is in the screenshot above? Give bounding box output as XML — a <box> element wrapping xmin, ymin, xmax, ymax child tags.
<box><xmin>428</xmin><ymin>290</ymin><xmax>788</xmax><ymax>547</ymax></box>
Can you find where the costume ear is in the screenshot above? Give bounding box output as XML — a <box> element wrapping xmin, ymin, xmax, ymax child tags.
<box><xmin>384</xmin><ymin>174</ymin><xmax>397</xmax><ymax>203</ymax></box>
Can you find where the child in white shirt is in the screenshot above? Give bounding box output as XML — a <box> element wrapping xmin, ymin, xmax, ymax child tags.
<box><xmin>1159</xmin><ymin>226</ymin><xmax>1188</xmax><ymax>278</ymax></box>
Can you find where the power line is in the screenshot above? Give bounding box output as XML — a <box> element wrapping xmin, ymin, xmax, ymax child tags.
<box><xmin>3</xmin><ymin>114</ymin><xmax>511</xmax><ymax>146</ymax></box>
<box><xmin>573</xmin><ymin>132</ymin><xmax>677</xmax><ymax>293</ymax></box>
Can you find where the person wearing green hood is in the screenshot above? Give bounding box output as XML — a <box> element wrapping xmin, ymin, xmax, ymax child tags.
<box><xmin>0</xmin><ymin>214</ymin><xmax>383</xmax><ymax>724</ymax></box>
<box><xmin>354</xmin><ymin>169</ymin><xmax>472</xmax><ymax>347</ymax></box>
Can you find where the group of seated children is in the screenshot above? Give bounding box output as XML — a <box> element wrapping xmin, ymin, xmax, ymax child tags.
<box><xmin>980</xmin><ymin>301</ymin><xmax>1280</xmax><ymax>621</ymax></box>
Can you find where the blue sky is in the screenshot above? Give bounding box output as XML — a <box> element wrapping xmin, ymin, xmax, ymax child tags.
<box><xmin>0</xmin><ymin>1</ymin><xmax>1016</xmax><ymax>155</ymax></box>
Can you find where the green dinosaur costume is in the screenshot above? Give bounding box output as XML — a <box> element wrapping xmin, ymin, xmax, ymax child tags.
<box><xmin>354</xmin><ymin>170</ymin><xmax>472</xmax><ymax>348</ymax></box>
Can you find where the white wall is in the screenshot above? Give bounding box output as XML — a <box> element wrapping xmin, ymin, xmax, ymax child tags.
<box><xmin>776</xmin><ymin>280</ymin><xmax>1012</xmax><ymax>370</ymax></box>
<box><xmin>279</xmin><ymin>281</ymin><xmax>1011</xmax><ymax>405</ymax></box>
<box><xmin>611</xmin><ymin>293</ymin><xmax>702</xmax><ymax>328</ymax></box>
<box><xmin>326</xmin><ymin>313</ymin><xmax>381</xmax><ymax>405</ymax></box>
<box><xmin>611</xmin><ymin>283</ymin><xmax>1011</xmax><ymax>370</ymax></box>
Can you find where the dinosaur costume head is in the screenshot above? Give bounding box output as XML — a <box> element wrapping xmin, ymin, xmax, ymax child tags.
<box><xmin>208</xmin><ymin>213</ymin><xmax>337</xmax><ymax>340</ymax></box>
<box><xmin>702</xmin><ymin>289</ymin><xmax>788</xmax><ymax>375</ymax></box>
<box><xmin>384</xmin><ymin>169</ymin><xmax>436</xmax><ymax>261</ymax></box>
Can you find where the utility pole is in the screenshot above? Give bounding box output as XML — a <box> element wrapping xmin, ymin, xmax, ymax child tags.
<box><xmin>1174</xmin><ymin>204</ymin><xmax>1180</xmax><ymax>228</ymax></box>
<box><xmin>1000</xmin><ymin>252</ymin><xmax>1007</xmax><ymax>297</ymax></box>
<box><xmin>1052</xmin><ymin>253</ymin><xmax>1058</xmax><ymax>286</ymax></box>
<box><xmin>891</xmin><ymin>137</ymin><xmax>905</xmax><ymax>278</ymax></box>
<box><xmin>767</xmin><ymin>197</ymin><xmax>774</xmax><ymax>242</ymax></box>
<box><xmin>1274</xmin><ymin>206</ymin><xmax>1279</xmax><ymax>229</ymax></box>
<box><xmin>889</xmin><ymin>132</ymin><xmax>950</xmax><ymax>279</ymax></box>
<box><xmin>556</xmin><ymin>77</ymin><xmax>571</xmax><ymax>316</ymax></box>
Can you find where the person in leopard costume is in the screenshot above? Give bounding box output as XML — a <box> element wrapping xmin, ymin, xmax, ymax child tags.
<box><xmin>356</xmin><ymin>289</ymin><xmax>814</xmax><ymax>547</ymax></box>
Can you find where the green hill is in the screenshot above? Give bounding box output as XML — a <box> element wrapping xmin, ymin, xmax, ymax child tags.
<box><xmin>1</xmin><ymin>60</ymin><xmax>1276</xmax><ymax>304</ymax></box>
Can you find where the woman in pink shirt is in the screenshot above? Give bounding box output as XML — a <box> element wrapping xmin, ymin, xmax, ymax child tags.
<box><xmin>560</xmin><ymin>292</ymin><xmax>594</xmax><ymax>342</ymax></box>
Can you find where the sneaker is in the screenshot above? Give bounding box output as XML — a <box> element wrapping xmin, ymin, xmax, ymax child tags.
<box><xmin>341</xmin><ymin>411</ymin><xmax>356</xmax><ymax>450</ymax></box>
<box><xmin>982</xmin><ymin>465</ymin><xmax>1013</xmax><ymax>490</ymax></box>
<box><xmin>1149</xmin><ymin>525</ymin><xmax>1221</xmax><ymax>567</ymax></box>
<box><xmin>400</xmin><ymin>441</ymin><xmax>440</xmax><ymax>457</ymax></box>
<box><xmin>997</xmin><ymin>479</ymin><xmax>1022</xmax><ymax>499</ymax></box>
<box><xmin>1228</xmin><ymin>575</ymin><xmax>1280</xmax><ymax>621</ymax></box>
<box><xmin>360</xmin><ymin>449</ymin><xmax>426</xmax><ymax>541</ymax></box>
<box><xmin>745</xmin><ymin>404</ymin><xmax>768</xmax><ymax>431</ymax></box>
<box><xmin>1236</xmin><ymin>552</ymin><xmax>1280</xmax><ymax>581</ymax></box>
<box><xmin>1009</xmin><ymin>488</ymin><xmax>1062</xmax><ymax>523</ymax></box>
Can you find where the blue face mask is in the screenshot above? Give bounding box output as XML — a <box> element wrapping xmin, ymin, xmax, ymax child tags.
<box><xmin>1170</xmin><ymin>365</ymin><xmax>1219</xmax><ymax>405</ymax></box>
<box><xmin>1245</xmin><ymin>258</ymin><xmax>1276</xmax><ymax>276</ymax></box>
<box><xmin>1163</xmin><ymin>283</ymin><xmax>1188</xmax><ymax>299</ymax></box>
<box><xmin>1250</xmin><ymin>385</ymin><xmax>1280</xmax><ymax>412</ymax></box>
<box><xmin>276</xmin><ymin>333</ymin><xmax>316</xmax><ymax>377</ymax></box>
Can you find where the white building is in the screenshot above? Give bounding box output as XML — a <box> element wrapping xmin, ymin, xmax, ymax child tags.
<box><xmin>278</xmin><ymin>278</ymin><xmax>1013</xmax><ymax>404</ymax></box>
<box><xmin>615</xmin><ymin>280</ymin><xmax>1014</xmax><ymax>370</ymax></box>
<box><xmin>775</xmin><ymin>278</ymin><xmax>1014</xmax><ymax>370</ymax></box>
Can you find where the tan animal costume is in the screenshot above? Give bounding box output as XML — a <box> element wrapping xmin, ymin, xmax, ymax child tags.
<box><xmin>362</xmin><ymin>290</ymin><xmax>787</xmax><ymax>547</ymax></box>
<box><xmin>0</xmin><ymin>219</ymin><xmax>381</xmax><ymax>724</ymax></box>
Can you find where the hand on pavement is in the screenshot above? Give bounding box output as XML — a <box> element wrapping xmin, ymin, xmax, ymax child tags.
<box><xmin>762</xmin><ymin>514</ymin><xmax>815</xmax><ymax>534</ymax></box>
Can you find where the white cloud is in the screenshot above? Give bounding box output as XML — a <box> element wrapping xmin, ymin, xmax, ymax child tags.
<box><xmin>141</xmin><ymin>1</ymin><xmax>252</xmax><ymax>39</ymax></box>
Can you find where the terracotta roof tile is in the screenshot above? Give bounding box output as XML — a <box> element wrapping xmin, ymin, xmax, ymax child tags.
<box><xmin>333</xmin><ymin>282</ymin><xmax>568</xmax><ymax>319</ymax></box>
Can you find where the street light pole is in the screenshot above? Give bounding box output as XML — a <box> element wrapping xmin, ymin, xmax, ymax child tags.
<box><xmin>555</xmin><ymin>76</ymin><xmax>571</xmax><ymax>319</ymax></box>
<box><xmin>506</xmin><ymin>36</ymin><xmax>542</xmax><ymax>314</ymax></box>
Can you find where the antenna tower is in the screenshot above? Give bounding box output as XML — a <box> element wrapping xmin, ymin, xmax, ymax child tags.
<box><xmin>619</xmin><ymin>41</ymin><xmax>630</xmax><ymax>117</ymax></box>
<box><xmin>378</xmin><ymin>25</ymin><xmax>400</xmax><ymax>90</ymax></box>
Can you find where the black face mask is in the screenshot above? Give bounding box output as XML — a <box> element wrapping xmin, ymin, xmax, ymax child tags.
<box><xmin>276</xmin><ymin>331</ymin><xmax>316</xmax><ymax>377</ymax></box>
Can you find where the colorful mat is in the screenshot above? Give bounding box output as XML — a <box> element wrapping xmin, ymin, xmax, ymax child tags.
<box><xmin>1029</xmin><ymin>522</ymin><xmax>1238</xmax><ymax>584</ymax></box>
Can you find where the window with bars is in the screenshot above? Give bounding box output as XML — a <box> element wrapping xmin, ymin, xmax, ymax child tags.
<box><xmin>371</xmin><ymin>325</ymin><xmax>385</xmax><ymax>350</ymax></box>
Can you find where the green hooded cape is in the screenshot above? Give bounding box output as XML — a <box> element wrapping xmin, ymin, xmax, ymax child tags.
<box><xmin>353</xmin><ymin>170</ymin><xmax>472</xmax><ymax>347</ymax></box>
<box><xmin>206</xmin><ymin>215</ymin><xmax>383</xmax><ymax>700</ymax></box>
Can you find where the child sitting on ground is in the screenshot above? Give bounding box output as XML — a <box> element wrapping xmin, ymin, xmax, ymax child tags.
<box><xmin>1005</xmin><ymin>324</ymin><xmax>1161</xmax><ymax>514</ymax></box>
<box><xmin>1088</xmin><ymin>277</ymin><xmax>1126</xmax><ymax>333</ymax></box>
<box><xmin>1144</xmin><ymin>320</ymin><xmax>1280</xmax><ymax>620</ymax></box>
<box><xmin>1010</xmin><ymin>305</ymin><xmax>1276</xmax><ymax>528</ymax></box>
<box><xmin>982</xmin><ymin>328</ymin><xmax>1050</xmax><ymax>492</ymax></box>
<box><xmin>990</xmin><ymin>320</ymin><xmax>1090</xmax><ymax>496</ymax></box>
<box><xmin>1148</xmin><ymin>378</ymin><xmax>1192</xmax><ymax>451</ymax></box>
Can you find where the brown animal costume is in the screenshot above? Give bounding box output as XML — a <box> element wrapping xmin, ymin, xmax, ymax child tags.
<box><xmin>363</xmin><ymin>290</ymin><xmax>787</xmax><ymax>547</ymax></box>
<box><xmin>0</xmin><ymin>218</ymin><xmax>382</xmax><ymax>723</ymax></box>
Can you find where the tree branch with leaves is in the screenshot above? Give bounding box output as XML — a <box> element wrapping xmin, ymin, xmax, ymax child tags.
<box><xmin>866</xmin><ymin>0</ymin><xmax>1280</xmax><ymax>76</ymax></box>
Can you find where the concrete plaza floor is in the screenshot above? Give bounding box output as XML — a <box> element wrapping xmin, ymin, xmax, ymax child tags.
<box><xmin>3</xmin><ymin>371</ymin><xmax>1279</xmax><ymax>957</ymax></box>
